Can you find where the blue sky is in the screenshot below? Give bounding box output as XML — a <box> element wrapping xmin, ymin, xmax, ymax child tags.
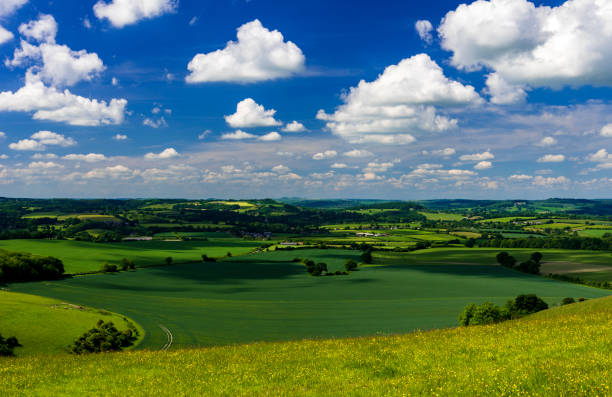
<box><xmin>0</xmin><ymin>0</ymin><xmax>610</xmax><ymax>199</ymax></box>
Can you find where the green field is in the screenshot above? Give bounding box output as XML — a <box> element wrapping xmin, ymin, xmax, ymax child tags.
<box><xmin>7</xmin><ymin>249</ymin><xmax>609</xmax><ymax>352</ymax></box>
<box><xmin>419</xmin><ymin>211</ymin><xmax>465</xmax><ymax>221</ymax></box>
<box><xmin>0</xmin><ymin>291</ymin><xmax>143</xmax><ymax>356</ymax></box>
<box><xmin>0</xmin><ymin>238</ymin><xmax>265</xmax><ymax>274</ymax></box>
<box><xmin>2</xmin><ymin>295</ymin><xmax>611</xmax><ymax>396</ymax></box>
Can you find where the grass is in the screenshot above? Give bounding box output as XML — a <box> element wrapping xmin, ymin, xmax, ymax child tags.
<box><xmin>1</xmin><ymin>295</ymin><xmax>611</xmax><ymax>396</ymax></box>
<box><xmin>0</xmin><ymin>238</ymin><xmax>265</xmax><ymax>274</ymax></box>
<box><xmin>7</xmin><ymin>248</ymin><xmax>609</xmax><ymax>352</ymax></box>
<box><xmin>0</xmin><ymin>290</ymin><xmax>143</xmax><ymax>356</ymax></box>
<box><xmin>419</xmin><ymin>211</ymin><xmax>465</xmax><ymax>221</ymax></box>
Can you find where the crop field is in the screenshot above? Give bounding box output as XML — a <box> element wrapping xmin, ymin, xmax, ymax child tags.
<box><xmin>0</xmin><ymin>290</ymin><xmax>143</xmax><ymax>356</ymax></box>
<box><xmin>22</xmin><ymin>213</ymin><xmax>120</xmax><ymax>222</ymax></box>
<box><xmin>7</xmin><ymin>248</ymin><xmax>609</xmax><ymax>352</ymax></box>
<box><xmin>0</xmin><ymin>238</ymin><xmax>265</xmax><ymax>274</ymax></box>
<box><xmin>419</xmin><ymin>211</ymin><xmax>464</xmax><ymax>221</ymax></box>
<box><xmin>2</xmin><ymin>295</ymin><xmax>611</xmax><ymax>396</ymax></box>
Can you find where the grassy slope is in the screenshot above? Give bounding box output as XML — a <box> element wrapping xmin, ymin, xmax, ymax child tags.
<box><xmin>2</xmin><ymin>296</ymin><xmax>611</xmax><ymax>396</ymax></box>
<box><xmin>0</xmin><ymin>238</ymin><xmax>264</xmax><ymax>274</ymax></box>
<box><xmin>7</xmin><ymin>249</ymin><xmax>610</xmax><ymax>351</ymax></box>
<box><xmin>0</xmin><ymin>291</ymin><xmax>144</xmax><ymax>356</ymax></box>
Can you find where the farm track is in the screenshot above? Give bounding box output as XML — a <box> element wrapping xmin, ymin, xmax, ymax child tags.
<box><xmin>159</xmin><ymin>324</ymin><xmax>174</xmax><ymax>351</ymax></box>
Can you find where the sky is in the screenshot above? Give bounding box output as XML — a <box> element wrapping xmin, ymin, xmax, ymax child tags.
<box><xmin>0</xmin><ymin>0</ymin><xmax>611</xmax><ymax>200</ymax></box>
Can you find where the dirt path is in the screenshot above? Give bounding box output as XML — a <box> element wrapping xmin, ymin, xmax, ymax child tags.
<box><xmin>159</xmin><ymin>324</ymin><xmax>174</xmax><ymax>351</ymax></box>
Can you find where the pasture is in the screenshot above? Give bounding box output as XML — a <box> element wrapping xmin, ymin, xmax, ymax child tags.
<box><xmin>7</xmin><ymin>248</ymin><xmax>609</xmax><ymax>352</ymax></box>
<box><xmin>0</xmin><ymin>238</ymin><xmax>265</xmax><ymax>274</ymax></box>
<box><xmin>0</xmin><ymin>290</ymin><xmax>143</xmax><ymax>356</ymax></box>
<box><xmin>2</xmin><ymin>295</ymin><xmax>611</xmax><ymax>396</ymax></box>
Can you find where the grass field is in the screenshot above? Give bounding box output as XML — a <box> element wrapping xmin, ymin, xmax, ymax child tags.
<box><xmin>419</xmin><ymin>211</ymin><xmax>465</xmax><ymax>221</ymax></box>
<box><xmin>0</xmin><ymin>238</ymin><xmax>265</xmax><ymax>274</ymax></box>
<box><xmin>0</xmin><ymin>290</ymin><xmax>143</xmax><ymax>356</ymax></box>
<box><xmin>7</xmin><ymin>248</ymin><xmax>609</xmax><ymax>352</ymax></box>
<box><xmin>1</xmin><ymin>295</ymin><xmax>610</xmax><ymax>396</ymax></box>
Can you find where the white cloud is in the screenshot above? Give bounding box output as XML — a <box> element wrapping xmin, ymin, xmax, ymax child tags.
<box><xmin>111</xmin><ymin>77</ymin><xmax>119</xmax><ymax>86</ymax></box>
<box><xmin>586</xmin><ymin>148</ymin><xmax>612</xmax><ymax>169</ymax></box>
<box><xmin>198</xmin><ymin>130</ymin><xmax>211</xmax><ymax>140</ymax></box>
<box><xmin>113</xmin><ymin>133</ymin><xmax>127</xmax><ymax>140</ymax></box>
<box><xmin>330</xmin><ymin>163</ymin><xmax>348</xmax><ymax>169</ymax></box>
<box><xmin>0</xmin><ymin>154</ymin><xmax>8</xmax><ymax>160</ymax></box>
<box><xmin>460</xmin><ymin>151</ymin><xmax>494</xmax><ymax>161</ymax></box>
<box><xmin>28</xmin><ymin>161</ymin><xmax>62</xmax><ymax>169</ymax></box>
<box><xmin>431</xmin><ymin>147</ymin><xmax>456</xmax><ymax>157</ymax></box>
<box><xmin>509</xmin><ymin>174</ymin><xmax>533</xmax><ymax>181</ymax></box>
<box><xmin>9</xmin><ymin>131</ymin><xmax>76</xmax><ymax>151</ymax></box>
<box><xmin>189</xmin><ymin>16</ymin><xmax>198</xmax><ymax>26</ymax></box>
<box><xmin>312</xmin><ymin>150</ymin><xmax>337</xmax><ymax>160</ymax></box>
<box><xmin>474</xmin><ymin>161</ymin><xmax>492</xmax><ymax>170</ymax></box>
<box><xmin>144</xmin><ymin>148</ymin><xmax>179</xmax><ymax>160</ymax></box>
<box><xmin>94</xmin><ymin>0</ymin><xmax>178</xmax><ymax>28</ymax></box>
<box><xmin>63</xmin><ymin>153</ymin><xmax>107</xmax><ymax>162</ymax></box>
<box><xmin>439</xmin><ymin>0</ymin><xmax>612</xmax><ymax>91</ymax></box>
<box><xmin>32</xmin><ymin>153</ymin><xmax>57</xmax><ymax>159</ymax></box>
<box><xmin>317</xmin><ymin>54</ymin><xmax>481</xmax><ymax>144</ymax></box>
<box><xmin>363</xmin><ymin>161</ymin><xmax>396</xmax><ymax>173</ymax></box>
<box><xmin>484</xmin><ymin>73</ymin><xmax>526</xmax><ymax>105</ymax></box>
<box><xmin>344</xmin><ymin>149</ymin><xmax>373</xmax><ymax>158</ymax></box>
<box><xmin>9</xmin><ymin>139</ymin><xmax>45</xmax><ymax>151</ymax></box>
<box><xmin>0</xmin><ymin>132</ymin><xmax>5</xmax><ymax>139</ymax></box>
<box><xmin>143</xmin><ymin>116</ymin><xmax>167</xmax><ymax>128</ymax></box>
<box><xmin>225</xmin><ymin>98</ymin><xmax>281</xmax><ymax>128</ymax></box>
<box><xmin>0</xmin><ymin>0</ymin><xmax>28</xmax><ymax>45</ymax></box>
<box><xmin>84</xmin><ymin>165</ymin><xmax>133</xmax><ymax>179</ymax></box>
<box><xmin>83</xmin><ymin>18</ymin><xmax>92</xmax><ymax>29</ymax></box>
<box><xmin>282</xmin><ymin>121</ymin><xmax>306</xmax><ymax>132</ymax></box>
<box><xmin>186</xmin><ymin>19</ymin><xmax>305</xmax><ymax>83</ymax></box>
<box><xmin>537</xmin><ymin>154</ymin><xmax>565</xmax><ymax>163</ymax></box>
<box><xmin>538</xmin><ymin>136</ymin><xmax>557</xmax><ymax>146</ymax></box>
<box><xmin>258</xmin><ymin>131</ymin><xmax>281</xmax><ymax>141</ymax></box>
<box><xmin>601</xmin><ymin>123</ymin><xmax>612</xmax><ymax>137</ymax></box>
<box><xmin>220</xmin><ymin>130</ymin><xmax>256</xmax><ymax>140</ymax></box>
<box><xmin>9</xmin><ymin>15</ymin><xmax>106</xmax><ymax>88</ymax></box>
<box><xmin>271</xmin><ymin>165</ymin><xmax>290</xmax><ymax>173</ymax></box>
<box><xmin>18</xmin><ymin>14</ymin><xmax>57</xmax><ymax>43</ymax></box>
<box><xmin>533</xmin><ymin>176</ymin><xmax>570</xmax><ymax>186</ymax></box>
<box><xmin>415</xmin><ymin>20</ymin><xmax>433</xmax><ymax>44</ymax></box>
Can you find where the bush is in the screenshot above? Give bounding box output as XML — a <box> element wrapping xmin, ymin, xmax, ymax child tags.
<box><xmin>505</xmin><ymin>294</ymin><xmax>548</xmax><ymax>317</ymax></box>
<box><xmin>496</xmin><ymin>251</ymin><xmax>516</xmax><ymax>268</ymax></box>
<box><xmin>561</xmin><ymin>297</ymin><xmax>576</xmax><ymax>305</ymax></box>
<box><xmin>344</xmin><ymin>259</ymin><xmax>358</xmax><ymax>271</ymax></box>
<box><xmin>70</xmin><ymin>320</ymin><xmax>139</xmax><ymax>354</ymax></box>
<box><xmin>165</xmin><ymin>257</ymin><xmax>173</xmax><ymax>266</ymax></box>
<box><xmin>360</xmin><ymin>250</ymin><xmax>373</xmax><ymax>264</ymax></box>
<box><xmin>0</xmin><ymin>249</ymin><xmax>64</xmax><ymax>283</ymax></box>
<box><xmin>516</xmin><ymin>259</ymin><xmax>541</xmax><ymax>274</ymax></box>
<box><xmin>101</xmin><ymin>262</ymin><xmax>118</xmax><ymax>273</ymax></box>
<box><xmin>120</xmin><ymin>258</ymin><xmax>135</xmax><ymax>271</ymax></box>
<box><xmin>303</xmin><ymin>259</ymin><xmax>327</xmax><ymax>276</ymax></box>
<box><xmin>460</xmin><ymin>294</ymin><xmax>549</xmax><ymax>326</ymax></box>
<box><xmin>0</xmin><ymin>333</ymin><xmax>21</xmax><ymax>356</ymax></box>
<box><xmin>201</xmin><ymin>254</ymin><xmax>216</xmax><ymax>263</ymax></box>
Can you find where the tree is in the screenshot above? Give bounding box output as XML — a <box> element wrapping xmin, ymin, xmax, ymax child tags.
<box><xmin>201</xmin><ymin>254</ymin><xmax>216</xmax><ymax>262</ymax></box>
<box><xmin>459</xmin><ymin>302</ymin><xmax>505</xmax><ymax>326</ymax></box>
<box><xmin>561</xmin><ymin>297</ymin><xmax>575</xmax><ymax>305</ymax></box>
<box><xmin>496</xmin><ymin>251</ymin><xmax>516</xmax><ymax>268</ymax></box>
<box><xmin>505</xmin><ymin>294</ymin><xmax>548</xmax><ymax>317</ymax></box>
<box><xmin>70</xmin><ymin>320</ymin><xmax>139</xmax><ymax>354</ymax></box>
<box><xmin>530</xmin><ymin>252</ymin><xmax>543</xmax><ymax>263</ymax></box>
<box><xmin>120</xmin><ymin>258</ymin><xmax>134</xmax><ymax>271</ymax></box>
<box><xmin>0</xmin><ymin>333</ymin><xmax>21</xmax><ymax>356</ymax></box>
<box><xmin>360</xmin><ymin>250</ymin><xmax>373</xmax><ymax>264</ymax></box>
<box><xmin>226</xmin><ymin>252</ymin><xmax>232</xmax><ymax>257</ymax></box>
<box><xmin>101</xmin><ymin>262</ymin><xmax>118</xmax><ymax>273</ymax></box>
<box><xmin>516</xmin><ymin>259</ymin><xmax>540</xmax><ymax>274</ymax></box>
<box><xmin>344</xmin><ymin>259</ymin><xmax>358</xmax><ymax>271</ymax></box>
<box><xmin>165</xmin><ymin>257</ymin><xmax>173</xmax><ymax>266</ymax></box>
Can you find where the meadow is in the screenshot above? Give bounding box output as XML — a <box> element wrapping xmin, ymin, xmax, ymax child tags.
<box><xmin>0</xmin><ymin>291</ymin><xmax>143</xmax><ymax>356</ymax></box>
<box><xmin>0</xmin><ymin>238</ymin><xmax>265</xmax><ymax>274</ymax></box>
<box><xmin>6</xmin><ymin>248</ymin><xmax>609</xmax><ymax>352</ymax></box>
<box><xmin>1</xmin><ymin>295</ymin><xmax>610</xmax><ymax>396</ymax></box>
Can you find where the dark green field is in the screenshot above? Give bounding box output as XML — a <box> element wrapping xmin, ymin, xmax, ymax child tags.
<box><xmin>8</xmin><ymin>249</ymin><xmax>609</xmax><ymax>351</ymax></box>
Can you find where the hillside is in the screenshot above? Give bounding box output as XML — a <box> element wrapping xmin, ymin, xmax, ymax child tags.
<box><xmin>2</xmin><ymin>295</ymin><xmax>610</xmax><ymax>396</ymax></box>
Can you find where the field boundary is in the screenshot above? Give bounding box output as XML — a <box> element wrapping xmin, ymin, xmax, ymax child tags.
<box><xmin>159</xmin><ymin>324</ymin><xmax>174</xmax><ymax>351</ymax></box>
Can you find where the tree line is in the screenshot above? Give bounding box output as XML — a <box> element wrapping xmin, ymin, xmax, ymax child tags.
<box><xmin>0</xmin><ymin>249</ymin><xmax>64</xmax><ymax>283</ymax></box>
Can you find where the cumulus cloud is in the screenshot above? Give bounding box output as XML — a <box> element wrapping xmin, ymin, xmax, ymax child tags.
<box><xmin>509</xmin><ymin>174</ymin><xmax>533</xmax><ymax>181</ymax></box>
<box><xmin>186</xmin><ymin>19</ymin><xmax>305</xmax><ymax>83</ymax></box>
<box><xmin>415</xmin><ymin>20</ymin><xmax>434</xmax><ymax>44</ymax></box>
<box><xmin>484</xmin><ymin>73</ymin><xmax>526</xmax><ymax>105</ymax></box>
<box><xmin>143</xmin><ymin>116</ymin><xmax>167</xmax><ymax>128</ymax></box>
<box><xmin>258</xmin><ymin>131</ymin><xmax>281</xmax><ymax>141</ymax></box>
<box><xmin>538</xmin><ymin>136</ymin><xmax>558</xmax><ymax>146</ymax></box>
<box><xmin>363</xmin><ymin>161</ymin><xmax>396</xmax><ymax>173</ymax></box>
<box><xmin>431</xmin><ymin>147</ymin><xmax>456</xmax><ymax>157</ymax></box>
<box><xmin>586</xmin><ymin>148</ymin><xmax>612</xmax><ymax>169</ymax></box>
<box><xmin>317</xmin><ymin>54</ymin><xmax>481</xmax><ymax>144</ymax></box>
<box><xmin>0</xmin><ymin>132</ymin><xmax>5</xmax><ymax>139</ymax></box>
<box><xmin>220</xmin><ymin>130</ymin><xmax>256</xmax><ymax>140</ymax></box>
<box><xmin>271</xmin><ymin>164</ymin><xmax>290</xmax><ymax>173</ymax></box>
<box><xmin>198</xmin><ymin>130</ymin><xmax>211</xmax><ymax>140</ymax></box>
<box><xmin>63</xmin><ymin>153</ymin><xmax>107</xmax><ymax>162</ymax></box>
<box><xmin>9</xmin><ymin>15</ymin><xmax>106</xmax><ymax>87</ymax></box>
<box><xmin>94</xmin><ymin>0</ymin><xmax>178</xmax><ymax>28</ymax></box>
<box><xmin>474</xmin><ymin>161</ymin><xmax>492</xmax><ymax>170</ymax></box>
<box><xmin>282</xmin><ymin>121</ymin><xmax>306</xmax><ymax>132</ymax></box>
<box><xmin>312</xmin><ymin>150</ymin><xmax>337</xmax><ymax>160</ymax></box>
<box><xmin>344</xmin><ymin>149</ymin><xmax>373</xmax><ymax>158</ymax></box>
<box><xmin>144</xmin><ymin>148</ymin><xmax>179</xmax><ymax>160</ymax></box>
<box><xmin>9</xmin><ymin>131</ymin><xmax>76</xmax><ymax>151</ymax></box>
<box><xmin>225</xmin><ymin>98</ymin><xmax>281</xmax><ymax>128</ymax></box>
<box><xmin>113</xmin><ymin>133</ymin><xmax>127</xmax><ymax>140</ymax></box>
<box><xmin>84</xmin><ymin>165</ymin><xmax>133</xmax><ymax>180</ymax></box>
<box><xmin>439</xmin><ymin>0</ymin><xmax>612</xmax><ymax>94</ymax></box>
<box><xmin>533</xmin><ymin>175</ymin><xmax>570</xmax><ymax>186</ymax></box>
<box><xmin>331</xmin><ymin>163</ymin><xmax>349</xmax><ymax>169</ymax></box>
<box><xmin>460</xmin><ymin>151</ymin><xmax>494</xmax><ymax>161</ymax></box>
<box><xmin>601</xmin><ymin>123</ymin><xmax>612</xmax><ymax>137</ymax></box>
<box><xmin>0</xmin><ymin>0</ymin><xmax>28</xmax><ymax>45</ymax></box>
<box><xmin>537</xmin><ymin>154</ymin><xmax>565</xmax><ymax>163</ymax></box>
<box><xmin>28</xmin><ymin>161</ymin><xmax>62</xmax><ymax>169</ymax></box>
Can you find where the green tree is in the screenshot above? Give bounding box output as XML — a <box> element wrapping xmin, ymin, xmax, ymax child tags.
<box><xmin>165</xmin><ymin>257</ymin><xmax>173</xmax><ymax>266</ymax></box>
<box><xmin>70</xmin><ymin>320</ymin><xmax>139</xmax><ymax>354</ymax></box>
<box><xmin>360</xmin><ymin>250</ymin><xmax>373</xmax><ymax>264</ymax></box>
<box><xmin>0</xmin><ymin>333</ymin><xmax>21</xmax><ymax>356</ymax></box>
<box><xmin>496</xmin><ymin>251</ymin><xmax>516</xmax><ymax>268</ymax></box>
<box><xmin>344</xmin><ymin>259</ymin><xmax>358</xmax><ymax>271</ymax></box>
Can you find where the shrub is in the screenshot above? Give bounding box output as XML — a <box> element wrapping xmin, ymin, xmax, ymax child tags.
<box><xmin>496</xmin><ymin>251</ymin><xmax>516</xmax><ymax>268</ymax></box>
<box><xmin>360</xmin><ymin>250</ymin><xmax>373</xmax><ymax>264</ymax></box>
<box><xmin>458</xmin><ymin>304</ymin><xmax>476</xmax><ymax>326</ymax></box>
<box><xmin>561</xmin><ymin>297</ymin><xmax>576</xmax><ymax>305</ymax></box>
<box><xmin>516</xmin><ymin>259</ymin><xmax>541</xmax><ymax>274</ymax></box>
<box><xmin>101</xmin><ymin>262</ymin><xmax>118</xmax><ymax>273</ymax></box>
<box><xmin>344</xmin><ymin>259</ymin><xmax>358</xmax><ymax>271</ymax></box>
<box><xmin>0</xmin><ymin>249</ymin><xmax>64</xmax><ymax>283</ymax></box>
<box><xmin>0</xmin><ymin>333</ymin><xmax>21</xmax><ymax>356</ymax></box>
<box><xmin>165</xmin><ymin>257</ymin><xmax>173</xmax><ymax>266</ymax></box>
<box><xmin>530</xmin><ymin>252</ymin><xmax>543</xmax><ymax>263</ymax></box>
<box><xmin>120</xmin><ymin>258</ymin><xmax>135</xmax><ymax>271</ymax></box>
<box><xmin>505</xmin><ymin>294</ymin><xmax>548</xmax><ymax>317</ymax></box>
<box><xmin>70</xmin><ymin>320</ymin><xmax>139</xmax><ymax>354</ymax></box>
<box><xmin>201</xmin><ymin>254</ymin><xmax>216</xmax><ymax>263</ymax></box>
<box><xmin>460</xmin><ymin>294</ymin><xmax>549</xmax><ymax>326</ymax></box>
